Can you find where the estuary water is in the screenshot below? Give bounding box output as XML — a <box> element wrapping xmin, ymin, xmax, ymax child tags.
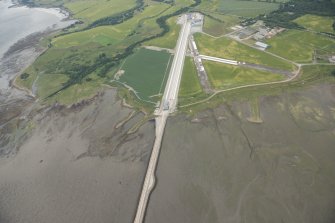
<box><xmin>0</xmin><ymin>0</ymin><xmax>73</xmax><ymax>91</ymax></box>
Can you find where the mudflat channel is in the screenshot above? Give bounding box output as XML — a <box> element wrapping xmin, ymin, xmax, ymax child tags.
<box><xmin>0</xmin><ymin>90</ymin><xmax>155</xmax><ymax>223</ymax></box>
<box><xmin>146</xmin><ymin>83</ymin><xmax>335</xmax><ymax>223</ymax></box>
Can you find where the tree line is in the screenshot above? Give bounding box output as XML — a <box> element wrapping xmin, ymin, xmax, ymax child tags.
<box><xmin>258</xmin><ymin>0</ymin><xmax>335</xmax><ymax>29</ymax></box>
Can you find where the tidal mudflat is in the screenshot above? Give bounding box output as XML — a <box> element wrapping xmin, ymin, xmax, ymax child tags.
<box><xmin>145</xmin><ymin>83</ymin><xmax>335</xmax><ymax>223</ymax></box>
<box><xmin>0</xmin><ymin>90</ymin><xmax>154</xmax><ymax>223</ymax></box>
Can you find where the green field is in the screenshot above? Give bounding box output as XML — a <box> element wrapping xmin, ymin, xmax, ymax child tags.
<box><xmin>294</xmin><ymin>14</ymin><xmax>335</xmax><ymax>34</ymax></box>
<box><xmin>118</xmin><ymin>48</ymin><xmax>171</xmax><ymax>103</ymax></box>
<box><xmin>266</xmin><ymin>30</ymin><xmax>335</xmax><ymax>63</ymax></box>
<box><xmin>203</xmin><ymin>15</ymin><xmax>240</xmax><ymax>37</ymax></box>
<box><xmin>53</xmin><ymin>3</ymin><xmax>170</xmax><ymax>48</ymax></box>
<box><xmin>65</xmin><ymin>0</ymin><xmax>137</xmax><ymax>23</ymax></box>
<box><xmin>199</xmin><ymin>0</ymin><xmax>280</xmax><ymax>17</ymax></box>
<box><xmin>204</xmin><ymin>61</ymin><xmax>285</xmax><ymax>89</ymax></box>
<box><xmin>220</xmin><ymin>0</ymin><xmax>279</xmax><ymax>17</ymax></box>
<box><xmin>52</xmin><ymin>26</ymin><xmax>127</xmax><ymax>48</ymax></box>
<box><xmin>179</xmin><ymin>58</ymin><xmax>203</xmax><ymax>97</ymax></box>
<box><xmin>144</xmin><ymin>16</ymin><xmax>180</xmax><ymax>49</ymax></box>
<box><xmin>194</xmin><ymin>33</ymin><xmax>295</xmax><ymax>71</ymax></box>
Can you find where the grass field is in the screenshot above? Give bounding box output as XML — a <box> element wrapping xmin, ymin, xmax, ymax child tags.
<box><xmin>204</xmin><ymin>61</ymin><xmax>285</xmax><ymax>89</ymax></box>
<box><xmin>199</xmin><ymin>0</ymin><xmax>280</xmax><ymax>17</ymax></box>
<box><xmin>203</xmin><ymin>15</ymin><xmax>240</xmax><ymax>37</ymax></box>
<box><xmin>266</xmin><ymin>30</ymin><xmax>335</xmax><ymax>63</ymax></box>
<box><xmin>179</xmin><ymin>57</ymin><xmax>203</xmax><ymax>97</ymax></box>
<box><xmin>53</xmin><ymin>3</ymin><xmax>170</xmax><ymax>48</ymax></box>
<box><xmin>194</xmin><ymin>33</ymin><xmax>295</xmax><ymax>71</ymax></box>
<box><xmin>118</xmin><ymin>48</ymin><xmax>171</xmax><ymax>103</ymax></box>
<box><xmin>64</xmin><ymin>0</ymin><xmax>137</xmax><ymax>23</ymax></box>
<box><xmin>179</xmin><ymin>64</ymin><xmax>335</xmax><ymax>113</ymax></box>
<box><xmin>294</xmin><ymin>14</ymin><xmax>335</xmax><ymax>34</ymax></box>
<box><xmin>220</xmin><ymin>0</ymin><xmax>279</xmax><ymax>17</ymax></box>
<box><xmin>52</xmin><ymin>26</ymin><xmax>127</xmax><ymax>48</ymax></box>
<box><xmin>144</xmin><ymin>16</ymin><xmax>180</xmax><ymax>49</ymax></box>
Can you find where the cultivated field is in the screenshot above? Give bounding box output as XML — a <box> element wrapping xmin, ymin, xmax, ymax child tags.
<box><xmin>294</xmin><ymin>14</ymin><xmax>335</xmax><ymax>34</ymax></box>
<box><xmin>204</xmin><ymin>61</ymin><xmax>285</xmax><ymax>89</ymax></box>
<box><xmin>195</xmin><ymin>33</ymin><xmax>295</xmax><ymax>71</ymax></box>
<box><xmin>266</xmin><ymin>30</ymin><xmax>335</xmax><ymax>63</ymax></box>
<box><xmin>118</xmin><ymin>48</ymin><xmax>171</xmax><ymax>103</ymax></box>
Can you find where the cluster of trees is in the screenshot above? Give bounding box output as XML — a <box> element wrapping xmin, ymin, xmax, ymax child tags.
<box><xmin>152</xmin><ymin>0</ymin><xmax>174</xmax><ymax>4</ymax></box>
<box><xmin>87</xmin><ymin>0</ymin><xmax>145</xmax><ymax>29</ymax></box>
<box><xmin>258</xmin><ymin>0</ymin><xmax>335</xmax><ymax>28</ymax></box>
<box><xmin>20</xmin><ymin>73</ymin><xmax>30</xmax><ymax>80</ymax></box>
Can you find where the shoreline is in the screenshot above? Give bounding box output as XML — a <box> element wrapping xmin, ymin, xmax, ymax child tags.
<box><xmin>0</xmin><ymin>0</ymin><xmax>75</xmax><ymax>100</ymax></box>
<box><xmin>11</xmin><ymin>0</ymin><xmax>74</xmax><ymax>21</ymax></box>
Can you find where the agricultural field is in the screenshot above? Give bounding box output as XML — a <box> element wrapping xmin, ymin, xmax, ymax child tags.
<box><xmin>118</xmin><ymin>48</ymin><xmax>171</xmax><ymax>103</ymax></box>
<box><xmin>179</xmin><ymin>57</ymin><xmax>203</xmax><ymax>98</ymax></box>
<box><xmin>64</xmin><ymin>0</ymin><xmax>137</xmax><ymax>23</ymax></box>
<box><xmin>294</xmin><ymin>14</ymin><xmax>335</xmax><ymax>34</ymax></box>
<box><xmin>266</xmin><ymin>30</ymin><xmax>335</xmax><ymax>63</ymax></box>
<box><xmin>194</xmin><ymin>33</ymin><xmax>295</xmax><ymax>71</ymax></box>
<box><xmin>199</xmin><ymin>0</ymin><xmax>280</xmax><ymax>17</ymax></box>
<box><xmin>204</xmin><ymin>61</ymin><xmax>285</xmax><ymax>89</ymax></box>
<box><xmin>203</xmin><ymin>14</ymin><xmax>240</xmax><ymax>37</ymax></box>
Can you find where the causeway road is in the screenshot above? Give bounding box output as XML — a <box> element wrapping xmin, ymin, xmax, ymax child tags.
<box><xmin>133</xmin><ymin>14</ymin><xmax>192</xmax><ymax>223</ymax></box>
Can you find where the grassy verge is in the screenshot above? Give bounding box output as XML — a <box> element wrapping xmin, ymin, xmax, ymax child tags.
<box><xmin>179</xmin><ymin>57</ymin><xmax>203</xmax><ymax>97</ymax></box>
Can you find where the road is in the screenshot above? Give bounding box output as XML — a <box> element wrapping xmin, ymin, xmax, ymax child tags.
<box><xmin>163</xmin><ymin>16</ymin><xmax>192</xmax><ymax>112</ymax></box>
<box><xmin>133</xmin><ymin>14</ymin><xmax>191</xmax><ymax>223</ymax></box>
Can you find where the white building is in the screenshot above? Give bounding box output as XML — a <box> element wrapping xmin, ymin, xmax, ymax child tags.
<box><xmin>255</xmin><ymin>41</ymin><xmax>269</xmax><ymax>50</ymax></box>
